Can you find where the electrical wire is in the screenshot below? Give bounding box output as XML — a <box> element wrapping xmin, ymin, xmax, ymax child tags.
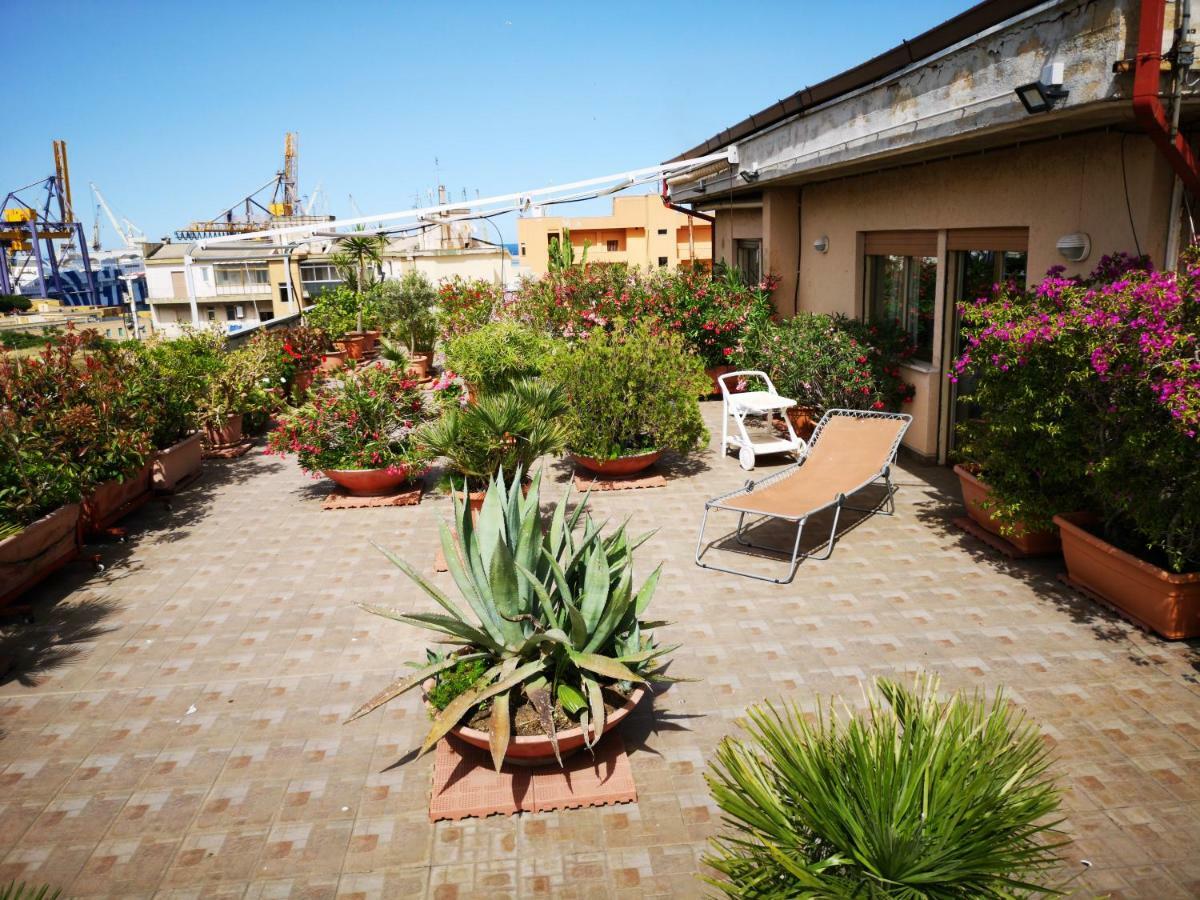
<box><xmin>1121</xmin><ymin>133</ymin><xmax>1144</xmax><ymax>259</ymax></box>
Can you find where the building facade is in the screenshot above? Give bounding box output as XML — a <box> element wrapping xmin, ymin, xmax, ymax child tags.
<box><xmin>667</xmin><ymin>0</ymin><xmax>1196</xmax><ymax>462</ymax></box>
<box><xmin>516</xmin><ymin>194</ymin><xmax>712</xmax><ymax>276</ymax></box>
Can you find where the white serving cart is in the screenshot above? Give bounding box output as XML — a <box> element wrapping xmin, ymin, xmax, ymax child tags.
<box><xmin>718</xmin><ymin>370</ymin><xmax>807</xmax><ymax>470</ymax></box>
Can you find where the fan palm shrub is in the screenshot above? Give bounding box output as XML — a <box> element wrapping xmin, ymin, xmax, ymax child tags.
<box><xmin>345</xmin><ymin>469</ymin><xmax>675</xmax><ymax>769</ymax></box>
<box><xmin>418</xmin><ymin>379</ymin><xmax>568</xmax><ymax>489</ymax></box>
<box><xmin>704</xmin><ymin>675</ymin><xmax>1067</xmax><ymax>898</ymax></box>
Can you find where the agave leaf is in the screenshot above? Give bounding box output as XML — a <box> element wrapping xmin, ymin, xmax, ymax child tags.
<box><xmin>368</xmin><ymin>608</ymin><xmax>499</xmax><ymax>649</ymax></box>
<box><xmin>617</xmin><ymin>643</ymin><xmax>679</xmax><ymax>663</ymax></box>
<box><xmin>562</xmin><ymin>595</ymin><xmax>587</xmax><ymax>648</ymax></box>
<box><xmin>569</xmin><ymin>650</ymin><xmax>647</xmax><ymax>683</ymax></box>
<box><xmin>584</xmin><ymin>567</ymin><xmax>632</xmax><ymax>653</ymax></box>
<box><xmin>515</xmin><ymin>561</ymin><xmax>563</xmax><ymax>631</ymax></box>
<box><xmin>547</xmin><ymin>483</ymin><xmax>570</xmax><ymax>559</ymax></box>
<box><xmin>475</xmin><ymin>475</ymin><xmax>507</xmax><ymax>574</ymax></box>
<box><xmin>628</xmin><ymin>528</ymin><xmax>658</xmax><ymax>554</ymax></box>
<box><xmin>526</xmin><ymin>683</ymin><xmax>561</xmax><ymax>767</ymax></box>
<box><xmin>344</xmin><ymin>652</ymin><xmax>486</xmax><ymax>723</ymax></box>
<box><xmin>567</xmin><ymin>488</ymin><xmax>591</xmax><ymax>530</ymax></box>
<box><xmin>632</xmin><ymin>563</ymin><xmax>662</xmax><ymax>617</ymax></box>
<box><xmin>421</xmin><ymin>659</ymin><xmax>543</xmax><ymax>755</ymax></box>
<box><xmin>517</xmin><ymin>628</ymin><xmax>571</xmax><ymax>654</ymax></box>
<box><xmin>579</xmin><ymin>539</ymin><xmax>609</xmax><ymax>634</ymax></box>
<box><xmin>513</xmin><ymin>499</ymin><xmax>541</xmax><ymax>609</ymax></box>
<box><xmin>488</xmin><ymin>657</ymin><xmax>520</xmax><ymax>772</ymax></box>
<box><xmin>440</xmin><ymin>522</ymin><xmax>506</xmax><ymax>646</ymax></box>
<box><xmin>557</xmin><ymin>683</ymin><xmax>587</xmax><ymax>715</ymax></box>
<box><xmin>370</xmin><ymin>541</ymin><xmax>473</xmax><ymax>626</ymax></box>
<box><xmin>584</xmin><ymin>675</ymin><xmax>605</xmax><ymax>750</ymax></box>
<box><xmin>488</xmin><ymin>535</ymin><xmax>527</xmax><ymax>645</ymax></box>
<box><xmin>541</xmin><ymin>548</ymin><xmax>575</xmax><ymax>607</ymax></box>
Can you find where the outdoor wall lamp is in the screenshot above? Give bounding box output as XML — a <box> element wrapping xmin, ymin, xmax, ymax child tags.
<box><xmin>1015</xmin><ymin>62</ymin><xmax>1068</xmax><ymax>113</ymax></box>
<box><xmin>739</xmin><ymin>169</ymin><xmax>760</xmax><ymax>183</ymax></box>
<box><xmin>1056</xmin><ymin>232</ymin><xmax>1091</xmax><ymax>262</ymax></box>
<box><xmin>813</xmin><ymin>236</ymin><xmax>829</xmax><ymax>253</ymax></box>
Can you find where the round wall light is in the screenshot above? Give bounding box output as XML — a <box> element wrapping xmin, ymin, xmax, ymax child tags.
<box><xmin>1056</xmin><ymin>232</ymin><xmax>1091</xmax><ymax>263</ymax></box>
<box><xmin>813</xmin><ymin>236</ymin><xmax>829</xmax><ymax>254</ymax></box>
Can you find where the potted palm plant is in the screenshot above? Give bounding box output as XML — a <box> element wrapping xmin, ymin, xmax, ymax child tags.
<box><xmin>544</xmin><ymin>323</ymin><xmax>710</xmax><ymax>475</ymax></box>
<box><xmin>345</xmin><ymin>469</ymin><xmax>677</xmax><ymax>769</ymax></box>
<box><xmin>331</xmin><ymin>231</ymin><xmax>387</xmax><ymax>347</ymax></box>
<box><xmin>267</xmin><ymin>362</ymin><xmax>438</xmax><ymax>496</ymax></box>
<box><xmin>417</xmin><ymin>379</ymin><xmax>567</xmax><ymax>509</ymax></box>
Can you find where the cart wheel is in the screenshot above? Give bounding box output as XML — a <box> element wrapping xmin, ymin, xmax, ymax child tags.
<box><xmin>739</xmin><ymin>446</ymin><xmax>756</xmax><ymax>471</ymax></box>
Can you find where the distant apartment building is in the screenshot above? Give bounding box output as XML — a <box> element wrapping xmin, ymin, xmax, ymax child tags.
<box><xmin>143</xmin><ymin>217</ymin><xmax>511</xmax><ymax>335</ymax></box>
<box><xmin>516</xmin><ymin>194</ymin><xmax>712</xmax><ymax>276</ymax></box>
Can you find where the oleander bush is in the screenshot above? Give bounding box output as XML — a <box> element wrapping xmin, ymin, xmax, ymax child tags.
<box><xmin>954</xmin><ymin>249</ymin><xmax>1200</xmax><ymax>571</ymax></box>
<box><xmin>442</xmin><ymin>322</ymin><xmax>561</xmax><ymax>396</ymax></box>
<box><xmin>704</xmin><ymin>675</ymin><xmax>1066</xmax><ymax>898</ymax></box>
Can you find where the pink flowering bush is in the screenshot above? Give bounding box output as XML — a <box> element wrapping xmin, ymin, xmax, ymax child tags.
<box><xmin>955</xmin><ymin>249</ymin><xmax>1200</xmax><ymax>571</ymax></box>
<box><xmin>266</xmin><ymin>363</ymin><xmax>438</xmax><ymax>477</ymax></box>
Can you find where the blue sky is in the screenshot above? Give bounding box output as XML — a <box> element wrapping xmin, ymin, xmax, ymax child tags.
<box><xmin>6</xmin><ymin>0</ymin><xmax>969</xmax><ymax>246</ymax></box>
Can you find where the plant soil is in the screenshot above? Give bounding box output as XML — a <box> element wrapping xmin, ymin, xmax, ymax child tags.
<box><xmin>464</xmin><ymin>688</ymin><xmax>628</xmax><ymax>736</ymax></box>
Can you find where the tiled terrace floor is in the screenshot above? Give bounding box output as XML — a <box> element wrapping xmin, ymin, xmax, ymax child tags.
<box><xmin>1</xmin><ymin>402</ymin><xmax>1198</xmax><ymax>898</ymax></box>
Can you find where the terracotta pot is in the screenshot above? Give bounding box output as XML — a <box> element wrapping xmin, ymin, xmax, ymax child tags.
<box><xmin>0</xmin><ymin>504</ymin><xmax>81</xmax><ymax>607</ymax></box>
<box><xmin>785</xmin><ymin>407</ymin><xmax>819</xmax><ymax>441</ymax></box>
<box><xmin>1055</xmin><ymin>513</ymin><xmax>1200</xmax><ymax>640</ymax></box>
<box><xmin>84</xmin><ymin>462</ymin><xmax>153</xmax><ymax>533</ymax></box>
<box><xmin>407</xmin><ymin>352</ymin><xmax>431</xmax><ymax>380</ymax></box>
<box><xmin>292</xmin><ymin>369</ymin><xmax>315</xmax><ymax>395</ymax></box>
<box><xmin>324</xmin><ymin>468</ymin><xmax>414</xmax><ymax>497</ymax></box>
<box><xmin>705</xmin><ymin>364</ymin><xmax>738</xmax><ymax>397</ymax></box>
<box><xmin>453</xmin><ymin>480</ymin><xmax>530</xmax><ymax>514</ymax></box>
<box><xmin>361</xmin><ymin>330</ymin><xmax>381</xmax><ymax>353</ymax></box>
<box><xmin>954</xmin><ymin>465</ymin><xmax>1060</xmax><ymax>556</ymax></box>
<box><xmin>570</xmin><ymin>450</ymin><xmax>662</xmax><ymax>477</ymax></box>
<box><xmin>319</xmin><ymin>351</ymin><xmax>346</xmax><ymax>373</ymax></box>
<box><xmin>204</xmin><ymin>414</ymin><xmax>244</xmax><ymax>449</ymax></box>
<box><xmin>152</xmin><ymin>433</ymin><xmax>203</xmax><ymax>493</ymax></box>
<box><xmin>437</xmin><ymin>684</ymin><xmax>647</xmax><ymax>767</ymax></box>
<box><xmin>337</xmin><ymin>335</ymin><xmax>366</xmax><ymax>360</ymax></box>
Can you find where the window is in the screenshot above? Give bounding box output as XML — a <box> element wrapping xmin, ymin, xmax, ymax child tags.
<box><xmin>278</xmin><ymin>283</ymin><xmax>291</xmax><ymax>304</ymax></box>
<box><xmin>734</xmin><ymin>239</ymin><xmax>762</xmax><ymax>285</ymax></box>
<box><xmin>520</xmin><ymin>243</ymin><xmax>526</xmax><ymax>256</ymax></box>
<box><xmin>657</xmin><ymin>228</ymin><xmax>668</xmax><ymax>236</ymax></box>
<box><xmin>300</xmin><ymin>264</ymin><xmax>340</xmax><ymax>283</ymax></box>
<box><xmin>864</xmin><ymin>254</ymin><xmax>938</xmax><ymax>363</ymax></box>
<box><xmin>657</xmin><ymin>256</ymin><xmax>669</xmax><ymax>267</ymax></box>
<box><xmin>215</xmin><ymin>265</ymin><xmax>269</xmax><ymax>291</ymax></box>
<box><xmin>206</xmin><ymin>307</ymin><xmax>216</xmax><ymax>321</ymax></box>
<box><xmin>606</xmin><ymin>240</ymin><xmax>619</xmax><ymax>252</ymax></box>
<box><xmin>547</xmin><ymin>232</ymin><xmax>560</xmax><ymax>247</ymax></box>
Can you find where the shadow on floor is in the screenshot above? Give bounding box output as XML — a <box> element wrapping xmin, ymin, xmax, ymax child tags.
<box><xmin>0</xmin><ymin>596</ymin><xmax>121</xmax><ymax>687</ymax></box>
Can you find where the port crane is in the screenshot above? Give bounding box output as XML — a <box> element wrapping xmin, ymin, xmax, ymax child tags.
<box><xmin>175</xmin><ymin>131</ymin><xmax>322</xmax><ymax>240</ymax></box>
<box><xmin>0</xmin><ymin>139</ymin><xmax>98</xmax><ymax>303</ymax></box>
<box><xmin>90</xmin><ymin>183</ymin><xmax>146</xmax><ymax>251</ymax></box>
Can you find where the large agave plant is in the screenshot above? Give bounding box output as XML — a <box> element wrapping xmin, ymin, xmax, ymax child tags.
<box><xmin>347</xmin><ymin>468</ymin><xmax>675</xmax><ymax>769</ymax></box>
<box><xmin>703</xmin><ymin>675</ymin><xmax>1068</xmax><ymax>898</ymax></box>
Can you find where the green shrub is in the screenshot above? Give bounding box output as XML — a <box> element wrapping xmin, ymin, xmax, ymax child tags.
<box><xmin>436</xmin><ymin>277</ymin><xmax>502</xmax><ymax>339</ymax></box>
<box><xmin>443</xmin><ymin>322</ymin><xmax>558</xmax><ymax>395</ymax></box>
<box><xmin>375</xmin><ymin>272</ymin><xmax>438</xmax><ymax>352</ymax></box>
<box><xmin>426</xmin><ymin>655</ymin><xmax>490</xmax><ymax>711</ymax></box>
<box><xmin>704</xmin><ymin>675</ymin><xmax>1066</xmax><ymax>898</ymax></box>
<box><xmin>0</xmin><ymin>329</ymin><xmax>53</xmax><ymax>350</ymax></box>
<box><xmin>0</xmin><ymin>295</ymin><xmax>33</xmax><ymax>314</ymax></box>
<box><xmin>128</xmin><ymin>331</ymin><xmax>225</xmax><ymax>449</ymax></box>
<box><xmin>304</xmin><ymin>285</ymin><xmax>374</xmax><ymax>338</ymax></box>
<box><xmin>544</xmin><ymin>323</ymin><xmax>709</xmax><ymax>459</ymax></box>
<box><xmin>417</xmin><ymin>379</ymin><xmax>567</xmax><ymax>489</ymax></box>
<box><xmin>737</xmin><ymin>312</ymin><xmax>915</xmax><ymax>414</ymax></box>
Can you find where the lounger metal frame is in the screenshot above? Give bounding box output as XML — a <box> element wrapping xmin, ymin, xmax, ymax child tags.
<box><xmin>695</xmin><ymin>408</ymin><xmax>912</xmax><ymax>584</ymax></box>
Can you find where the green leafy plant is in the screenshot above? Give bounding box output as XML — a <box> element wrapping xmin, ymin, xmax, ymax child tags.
<box><xmin>435</xmin><ymin>277</ymin><xmax>502</xmax><ymax>339</ymax></box>
<box><xmin>424</xmin><ymin>655</ymin><xmax>490</xmax><ymax>711</ymax></box>
<box><xmin>443</xmin><ymin>322</ymin><xmax>559</xmax><ymax>396</ymax></box>
<box><xmin>128</xmin><ymin>331</ymin><xmax>225</xmax><ymax>449</ymax></box>
<box><xmin>0</xmin><ymin>295</ymin><xmax>34</xmax><ymax>314</ymax></box>
<box><xmin>304</xmin><ymin>285</ymin><xmax>371</xmax><ymax>339</ymax></box>
<box><xmin>267</xmin><ymin>362</ymin><xmax>438</xmax><ymax>474</ymax></box>
<box><xmin>418</xmin><ymin>379</ymin><xmax>567</xmax><ymax>490</ymax></box>
<box><xmin>196</xmin><ymin>341</ymin><xmax>280</xmax><ymax>431</ymax></box>
<box><xmin>375</xmin><ymin>272</ymin><xmax>439</xmax><ymax>352</ymax></box>
<box><xmin>548</xmin><ymin>227</ymin><xmax>589</xmax><ymax>273</ymax></box>
<box><xmin>345</xmin><ymin>469</ymin><xmax>676</xmax><ymax>769</ymax></box>
<box><xmin>704</xmin><ymin>675</ymin><xmax>1067</xmax><ymax>898</ymax></box>
<box><xmin>0</xmin><ymin>882</ymin><xmax>61</xmax><ymax>900</ymax></box>
<box><xmin>544</xmin><ymin>322</ymin><xmax>709</xmax><ymax>459</ymax></box>
<box><xmin>737</xmin><ymin>312</ymin><xmax>916</xmax><ymax>413</ymax></box>
<box><xmin>331</xmin><ymin>231</ymin><xmax>387</xmax><ymax>332</ymax></box>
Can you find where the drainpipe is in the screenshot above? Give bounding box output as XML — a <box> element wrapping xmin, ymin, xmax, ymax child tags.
<box><xmin>1133</xmin><ymin>0</ymin><xmax>1200</xmax><ymax>198</ymax></box>
<box><xmin>1165</xmin><ymin>0</ymin><xmax>1193</xmax><ymax>265</ymax></box>
<box><xmin>660</xmin><ymin>179</ymin><xmax>716</xmax><ymax>223</ymax></box>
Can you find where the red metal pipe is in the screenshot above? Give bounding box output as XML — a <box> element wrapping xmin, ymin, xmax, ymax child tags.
<box><xmin>660</xmin><ymin>180</ymin><xmax>716</xmax><ymax>223</ymax></box>
<box><xmin>1133</xmin><ymin>0</ymin><xmax>1200</xmax><ymax>195</ymax></box>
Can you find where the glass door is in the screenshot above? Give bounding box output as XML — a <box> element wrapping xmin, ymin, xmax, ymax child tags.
<box><xmin>944</xmin><ymin>249</ymin><xmax>1026</xmax><ymax>456</ymax></box>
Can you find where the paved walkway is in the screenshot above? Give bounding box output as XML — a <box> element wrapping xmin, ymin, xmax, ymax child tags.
<box><xmin>1</xmin><ymin>403</ymin><xmax>1197</xmax><ymax>898</ymax></box>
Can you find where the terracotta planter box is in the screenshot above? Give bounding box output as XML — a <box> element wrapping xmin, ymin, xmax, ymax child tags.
<box><xmin>954</xmin><ymin>465</ymin><xmax>1060</xmax><ymax>556</ymax></box>
<box><xmin>319</xmin><ymin>351</ymin><xmax>346</xmax><ymax>373</ymax></box>
<box><xmin>1055</xmin><ymin>513</ymin><xmax>1200</xmax><ymax>640</ymax></box>
<box><xmin>705</xmin><ymin>364</ymin><xmax>741</xmax><ymax>397</ymax></box>
<box><xmin>292</xmin><ymin>369</ymin><xmax>316</xmax><ymax>395</ymax></box>
<box><xmin>324</xmin><ymin>468</ymin><xmax>413</xmax><ymax>497</ymax></box>
<box><xmin>570</xmin><ymin>450</ymin><xmax>662</xmax><ymax>477</ymax></box>
<box><xmin>0</xmin><ymin>504</ymin><xmax>81</xmax><ymax>607</ymax></box>
<box><xmin>435</xmin><ymin>684</ymin><xmax>647</xmax><ymax>767</ymax></box>
<box><xmin>152</xmin><ymin>433</ymin><xmax>203</xmax><ymax>493</ymax></box>
<box><xmin>83</xmin><ymin>463</ymin><xmax>153</xmax><ymax>534</ymax></box>
<box><xmin>204</xmin><ymin>414</ymin><xmax>244</xmax><ymax>449</ymax></box>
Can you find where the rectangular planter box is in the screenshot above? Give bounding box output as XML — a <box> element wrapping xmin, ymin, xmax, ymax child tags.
<box><xmin>83</xmin><ymin>462</ymin><xmax>153</xmax><ymax>535</ymax></box>
<box><xmin>954</xmin><ymin>464</ymin><xmax>1060</xmax><ymax>556</ymax></box>
<box><xmin>1055</xmin><ymin>513</ymin><xmax>1200</xmax><ymax>640</ymax></box>
<box><xmin>152</xmin><ymin>432</ymin><xmax>203</xmax><ymax>493</ymax></box>
<box><xmin>0</xmin><ymin>503</ymin><xmax>81</xmax><ymax>607</ymax></box>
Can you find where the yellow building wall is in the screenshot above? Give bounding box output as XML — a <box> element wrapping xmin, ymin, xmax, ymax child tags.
<box><xmin>517</xmin><ymin>194</ymin><xmax>713</xmax><ymax>275</ymax></box>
